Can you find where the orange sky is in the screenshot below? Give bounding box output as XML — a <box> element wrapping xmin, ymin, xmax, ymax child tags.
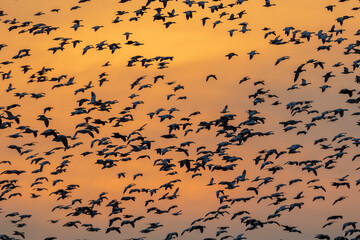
<box><xmin>0</xmin><ymin>0</ymin><xmax>359</xmax><ymax>239</ymax></box>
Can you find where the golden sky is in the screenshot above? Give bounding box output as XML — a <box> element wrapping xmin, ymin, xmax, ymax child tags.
<box><xmin>0</xmin><ymin>0</ymin><xmax>359</xmax><ymax>239</ymax></box>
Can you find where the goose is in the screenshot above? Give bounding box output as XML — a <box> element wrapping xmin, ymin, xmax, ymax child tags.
<box><xmin>275</xmin><ymin>56</ymin><xmax>290</xmax><ymax>65</ymax></box>
<box><xmin>247</xmin><ymin>50</ymin><xmax>259</xmax><ymax>60</ymax></box>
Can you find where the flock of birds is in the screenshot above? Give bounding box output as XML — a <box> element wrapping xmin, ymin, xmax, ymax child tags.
<box><xmin>0</xmin><ymin>0</ymin><xmax>359</xmax><ymax>239</ymax></box>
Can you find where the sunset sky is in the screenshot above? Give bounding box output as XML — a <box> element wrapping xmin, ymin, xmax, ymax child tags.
<box><xmin>0</xmin><ymin>0</ymin><xmax>359</xmax><ymax>239</ymax></box>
